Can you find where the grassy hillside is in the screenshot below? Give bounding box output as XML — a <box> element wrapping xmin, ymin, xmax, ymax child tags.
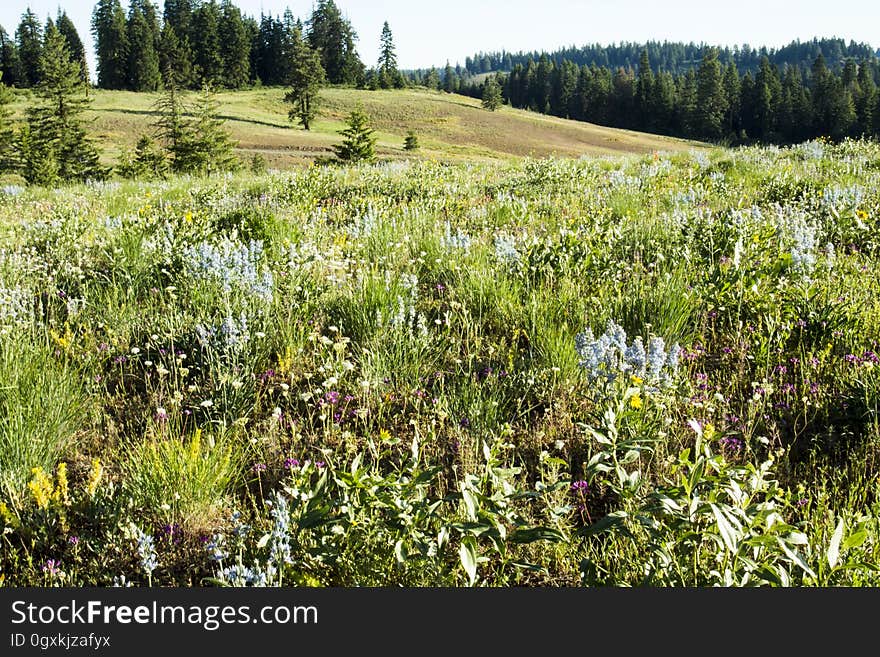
<box><xmin>8</xmin><ymin>86</ymin><xmax>701</xmax><ymax>168</ymax></box>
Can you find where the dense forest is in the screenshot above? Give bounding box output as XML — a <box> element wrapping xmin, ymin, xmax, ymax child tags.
<box><xmin>1</xmin><ymin>1</ymin><xmax>880</xmax><ymax>144</ymax></box>
<box><xmin>458</xmin><ymin>39</ymin><xmax>880</xmax><ymax>76</ymax></box>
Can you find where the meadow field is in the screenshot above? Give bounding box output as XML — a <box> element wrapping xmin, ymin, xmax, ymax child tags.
<box><xmin>0</xmin><ymin>138</ymin><xmax>878</xmax><ymax>587</ymax></box>
<box><xmin>4</xmin><ymin>87</ymin><xmax>700</xmax><ymax>168</ymax></box>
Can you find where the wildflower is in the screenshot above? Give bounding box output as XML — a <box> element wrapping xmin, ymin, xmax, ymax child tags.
<box><xmin>42</xmin><ymin>560</ymin><xmax>64</xmax><ymax>578</ymax></box>
<box><xmin>54</xmin><ymin>462</ymin><xmax>70</xmax><ymax>507</ymax></box>
<box><xmin>570</xmin><ymin>480</ymin><xmax>589</xmax><ymax>493</ymax></box>
<box><xmin>629</xmin><ymin>394</ymin><xmax>643</xmax><ymax>410</ymax></box>
<box><xmin>86</xmin><ymin>458</ymin><xmax>103</xmax><ymax>498</ymax></box>
<box><xmin>283</xmin><ymin>458</ymin><xmax>300</xmax><ymax>469</ymax></box>
<box><xmin>135</xmin><ymin>527</ymin><xmax>158</xmax><ymax>577</ymax></box>
<box><xmin>28</xmin><ymin>467</ymin><xmax>54</xmax><ymax>510</ymax></box>
<box><xmin>204</xmin><ymin>534</ymin><xmax>228</xmax><ymax>562</ymax></box>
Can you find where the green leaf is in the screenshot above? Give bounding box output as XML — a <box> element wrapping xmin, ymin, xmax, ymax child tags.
<box><xmin>842</xmin><ymin>530</ymin><xmax>867</xmax><ymax>550</ymax></box>
<box><xmin>461</xmin><ymin>487</ymin><xmax>478</xmax><ymax>520</ymax></box>
<box><xmin>776</xmin><ymin>537</ymin><xmax>817</xmax><ymax>580</ymax></box>
<box><xmin>827</xmin><ymin>517</ymin><xmax>844</xmax><ymax>569</ymax></box>
<box><xmin>710</xmin><ymin>503</ymin><xmax>738</xmax><ymax>553</ymax></box>
<box><xmin>510</xmin><ymin>527</ymin><xmax>566</xmax><ymax>544</ymax></box>
<box><xmin>578</xmin><ymin>511</ymin><xmax>628</xmax><ymax>536</ymax></box>
<box><xmin>394</xmin><ymin>539</ymin><xmax>407</xmax><ymax>563</ymax></box>
<box><xmin>459</xmin><ymin>538</ymin><xmax>478</xmax><ymax>586</ymax></box>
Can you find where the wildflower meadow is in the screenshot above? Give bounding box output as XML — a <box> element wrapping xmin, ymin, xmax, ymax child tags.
<box><xmin>0</xmin><ymin>140</ymin><xmax>878</xmax><ymax>587</ymax></box>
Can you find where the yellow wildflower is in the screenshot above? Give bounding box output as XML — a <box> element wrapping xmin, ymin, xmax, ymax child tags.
<box><xmin>631</xmin><ymin>375</ymin><xmax>644</xmax><ymax>386</ymax></box>
<box><xmin>629</xmin><ymin>394</ymin><xmax>643</xmax><ymax>410</ymax></box>
<box><xmin>86</xmin><ymin>458</ymin><xmax>103</xmax><ymax>498</ymax></box>
<box><xmin>54</xmin><ymin>462</ymin><xmax>70</xmax><ymax>507</ymax></box>
<box><xmin>0</xmin><ymin>501</ymin><xmax>18</xmax><ymax>528</ymax></box>
<box><xmin>704</xmin><ymin>423</ymin><xmax>717</xmax><ymax>441</ymax></box>
<box><xmin>28</xmin><ymin>467</ymin><xmax>54</xmax><ymax>510</ymax></box>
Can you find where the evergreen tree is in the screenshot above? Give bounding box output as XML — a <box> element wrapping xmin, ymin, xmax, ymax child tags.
<box><xmin>92</xmin><ymin>0</ymin><xmax>129</xmax><ymax>89</ymax></box>
<box><xmin>403</xmin><ymin>130</ymin><xmax>418</xmax><ymax>151</ymax></box>
<box><xmin>424</xmin><ymin>67</ymin><xmax>440</xmax><ymax>90</ymax></box>
<box><xmin>722</xmin><ymin>62</ymin><xmax>741</xmax><ymax>137</ymax></box>
<box><xmin>219</xmin><ymin>0</ymin><xmax>251</xmax><ymax>88</ymax></box>
<box><xmin>158</xmin><ymin>21</ymin><xmax>193</xmax><ymax>87</ymax></box>
<box><xmin>443</xmin><ymin>61</ymin><xmax>457</xmax><ymax>93</ymax></box>
<box><xmin>16</xmin><ymin>9</ymin><xmax>43</xmax><ymax>87</ymax></box>
<box><xmin>116</xmin><ymin>134</ymin><xmax>168</xmax><ymax>179</ymax></box>
<box><xmin>1</xmin><ymin>27</ymin><xmax>24</xmax><ymax>87</ymax></box>
<box><xmin>307</xmin><ymin>0</ymin><xmax>364</xmax><ymax>86</ymax></box>
<box><xmin>16</xmin><ymin>122</ymin><xmax>57</xmax><ymax>185</ymax></box>
<box><xmin>854</xmin><ymin>60</ymin><xmax>876</xmax><ymax>136</ymax></box>
<box><xmin>127</xmin><ymin>1</ymin><xmax>162</xmax><ymax>91</ymax></box>
<box><xmin>482</xmin><ymin>75</ymin><xmax>503</xmax><ymax>111</ymax></box>
<box><xmin>192</xmin><ymin>0</ymin><xmax>223</xmax><ymax>85</ymax></box>
<box><xmin>0</xmin><ymin>72</ymin><xmax>15</xmax><ymax>172</ymax></box>
<box><xmin>695</xmin><ymin>48</ymin><xmax>727</xmax><ymax>140</ymax></box>
<box><xmin>333</xmin><ymin>106</ymin><xmax>376</xmax><ymax>162</ymax></box>
<box><xmin>635</xmin><ymin>50</ymin><xmax>654</xmax><ymax>128</ymax></box>
<box><xmin>284</xmin><ymin>27</ymin><xmax>324</xmax><ymax>130</ymax></box>
<box><xmin>56</xmin><ymin>11</ymin><xmax>88</xmax><ymax>84</ymax></box>
<box><xmin>27</xmin><ymin>23</ymin><xmax>104</xmax><ymax>183</ymax></box>
<box><xmin>153</xmin><ymin>64</ymin><xmax>192</xmax><ymax>168</ymax></box>
<box><xmin>377</xmin><ymin>21</ymin><xmax>401</xmax><ymax>89</ymax></box>
<box><xmin>182</xmin><ymin>84</ymin><xmax>238</xmax><ymax>173</ymax></box>
<box><xmin>162</xmin><ymin>0</ymin><xmax>195</xmax><ymax>85</ymax></box>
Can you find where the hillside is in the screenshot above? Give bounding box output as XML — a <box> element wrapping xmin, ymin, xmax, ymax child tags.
<box><xmin>8</xmin><ymin>87</ymin><xmax>700</xmax><ymax>169</ymax></box>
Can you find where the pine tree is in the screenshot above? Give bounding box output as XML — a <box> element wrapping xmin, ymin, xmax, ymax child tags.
<box><xmin>482</xmin><ymin>76</ymin><xmax>503</xmax><ymax>111</ymax></box>
<box><xmin>192</xmin><ymin>0</ymin><xmax>223</xmax><ymax>85</ymax></box>
<box><xmin>56</xmin><ymin>11</ymin><xmax>89</xmax><ymax>84</ymax></box>
<box><xmin>307</xmin><ymin>0</ymin><xmax>364</xmax><ymax>86</ymax></box>
<box><xmin>333</xmin><ymin>106</ymin><xmax>376</xmax><ymax>162</ymax></box>
<box><xmin>219</xmin><ymin>0</ymin><xmax>251</xmax><ymax>89</ymax></box>
<box><xmin>116</xmin><ymin>134</ymin><xmax>168</xmax><ymax>179</ymax></box>
<box><xmin>0</xmin><ymin>72</ymin><xmax>15</xmax><ymax>172</ymax></box>
<box><xmin>443</xmin><ymin>61</ymin><xmax>456</xmax><ymax>93</ymax></box>
<box><xmin>15</xmin><ymin>9</ymin><xmax>43</xmax><ymax>87</ymax></box>
<box><xmin>154</xmin><ymin>64</ymin><xmax>193</xmax><ymax>169</ymax></box>
<box><xmin>127</xmin><ymin>1</ymin><xmax>162</xmax><ymax>91</ymax></box>
<box><xmin>695</xmin><ymin>48</ymin><xmax>727</xmax><ymax>140</ymax></box>
<box><xmin>92</xmin><ymin>0</ymin><xmax>129</xmax><ymax>89</ymax></box>
<box><xmin>377</xmin><ymin>21</ymin><xmax>401</xmax><ymax>89</ymax></box>
<box><xmin>722</xmin><ymin>62</ymin><xmax>741</xmax><ymax>137</ymax></box>
<box><xmin>27</xmin><ymin>23</ymin><xmax>104</xmax><ymax>183</ymax></box>
<box><xmin>635</xmin><ymin>50</ymin><xmax>654</xmax><ymax>128</ymax></box>
<box><xmin>854</xmin><ymin>60</ymin><xmax>876</xmax><ymax>136</ymax></box>
<box><xmin>403</xmin><ymin>130</ymin><xmax>419</xmax><ymax>151</ymax></box>
<box><xmin>158</xmin><ymin>21</ymin><xmax>193</xmax><ymax>87</ymax></box>
<box><xmin>162</xmin><ymin>0</ymin><xmax>196</xmax><ymax>86</ymax></box>
<box><xmin>180</xmin><ymin>84</ymin><xmax>238</xmax><ymax>174</ymax></box>
<box><xmin>284</xmin><ymin>27</ymin><xmax>324</xmax><ymax>130</ymax></box>
<box><xmin>424</xmin><ymin>67</ymin><xmax>440</xmax><ymax>90</ymax></box>
<box><xmin>1</xmin><ymin>27</ymin><xmax>24</xmax><ymax>87</ymax></box>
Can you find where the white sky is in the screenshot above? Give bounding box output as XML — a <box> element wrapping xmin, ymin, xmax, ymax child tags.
<box><xmin>2</xmin><ymin>0</ymin><xmax>878</xmax><ymax>81</ymax></box>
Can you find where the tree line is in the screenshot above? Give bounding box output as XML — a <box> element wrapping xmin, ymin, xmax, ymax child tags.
<box><xmin>0</xmin><ymin>1</ymin><xmax>406</xmax><ymax>93</ymax></box>
<box><xmin>458</xmin><ymin>38</ymin><xmax>879</xmax><ymax>78</ymax></box>
<box><xmin>455</xmin><ymin>50</ymin><xmax>880</xmax><ymax>144</ymax></box>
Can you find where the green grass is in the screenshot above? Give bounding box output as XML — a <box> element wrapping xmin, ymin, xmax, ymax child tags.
<box><xmin>7</xmin><ymin>86</ymin><xmax>702</xmax><ymax>169</ymax></box>
<box><xmin>0</xmin><ymin>140</ymin><xmax>878</xmax><ymax>587</ymax></box>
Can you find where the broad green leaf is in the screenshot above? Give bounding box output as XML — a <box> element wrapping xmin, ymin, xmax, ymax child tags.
<box><xmin>711</xmin><ymin>503</ymin><xmax>738</xmax><ymax>553</ymax></box>
<box><xmin>827</xmin><ymin>517</ymin><xmax>844</xmax><ymax>569</ymax></box>
<box><xmin>459</xmin><ymin>539</ymin><xmax>478</xmax><ymax>586</ymax></box>
<box><xmin>510</xmin><ymin>527</ymin><xmax>566</xmax><ymax>544</ymax></box>
<box><xmin>842</xmin><ymin>530</ymin><xmax>867</xmax><ymax>550</ymax></box>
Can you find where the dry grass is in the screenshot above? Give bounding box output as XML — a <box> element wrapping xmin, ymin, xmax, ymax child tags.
<box><xmin>7</xmin><ymin>86</ymin><xmax>703</xmax><ymax>168</ymax></box>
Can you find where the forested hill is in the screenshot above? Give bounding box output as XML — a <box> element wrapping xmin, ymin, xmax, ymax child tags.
<box><xmin>458</xmin><ymin>38</ymin><xmax>879</xmax><ymax>77</ymax></box>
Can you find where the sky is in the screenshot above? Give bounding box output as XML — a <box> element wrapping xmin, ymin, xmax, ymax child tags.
<box><xmin>2</xmin><ymin>0</ymin><xmax>880</xmax><ymax>83</ymax></box>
